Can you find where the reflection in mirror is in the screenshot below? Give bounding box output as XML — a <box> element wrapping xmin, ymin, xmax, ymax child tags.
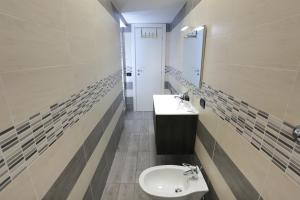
<box><xmin>182</xmin><ymin>25</ymin><xmax>206</xmax><ymax>88</ymax></box>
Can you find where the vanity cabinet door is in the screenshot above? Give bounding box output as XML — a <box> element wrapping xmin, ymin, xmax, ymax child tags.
<box><xmin>154</xmin><ymin>114</ymin><xmax>197</xmax><ymax>154</ymax></box>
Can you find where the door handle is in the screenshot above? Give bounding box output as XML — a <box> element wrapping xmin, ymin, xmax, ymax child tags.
<box><xmin>137</xmin><ymin>68</ymin><xmax>143</xmax><ymax>76</ymax></box>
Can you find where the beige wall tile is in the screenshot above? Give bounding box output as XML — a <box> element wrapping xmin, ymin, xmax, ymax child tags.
<box><xmin>0</xmin><ymin>13</ymin><xmax>70</xmax><ymax>72</ymax></box>
<box><xmin>0</xmin><ymin>0</ymin><xmax>121</xmax><ymax>198</ymax></box>
<box><xmin>63</xmin><ymin>0</ymin><xmax>96</xmax><ymax>38</ymax></box>
<box><xmin>194</xmin><ymin>137</ymin><xmax>237</xmax><ymax>200</ymax></box>
<box><xmin>198</xmin><ymin>107</ymin><xmax>219</xmax><ymax>135</ymax></box>
<box><xmin>0</xmin><ymin>67</ymin><xmax>75</xmax><ymax>123</ymax></box>
<box><xmin>0</xmin><ymin>170</ymin><xmax>37</xmax><ymax>200</ymax></box>
<box><xmin>67</xmin><ymin>102</ymin><xmax>123</xmax><ymax>200</ymax></box>
<box><xmin>0</xmin><ymin>80</ymin><xmax>13</xmax><ymax>131</ymax></box>
<box><xmin>261</xmin><ymin>162</ymin><xmax>300</xmax><ymax>200</ymax></box>
<box><xmin>0</xmin><ymin>0</ymin><xmax>65</xmax><ymax>30</ymax></box>
<box><xmin>214</xmin><ymin>118</ymin><xmax>269</xmax><ymax>195</ymax></box>
<box><xmin>284</xmin><ymin>72</ymin><xmax>300</xmax><ymax>125</ymax></box>
<box><xmin>71</xmin><ymin>63</ymin><xmax>98</xmax><ymax>92</ymax></box>
<box><xmin>27</xmin><ymin>120</ymin><xmax>83</xmax><ymax>198</ymax></box>
<box><xmin>169</xmin><ymin>0</ymin><xmax>300</xmax><ymax>120</ymax></box>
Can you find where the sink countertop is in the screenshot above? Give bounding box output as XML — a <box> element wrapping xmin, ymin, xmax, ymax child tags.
<box><xmin>153</xmin><ymin>95</ymin><xmax>199</xmax><ymax>115</ymax></box>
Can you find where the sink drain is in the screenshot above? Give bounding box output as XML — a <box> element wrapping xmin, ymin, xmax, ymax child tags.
<box><xmin>175</xmin><ymin>188</ymin><xmax>183</xmax><ymax>193</ymax></box>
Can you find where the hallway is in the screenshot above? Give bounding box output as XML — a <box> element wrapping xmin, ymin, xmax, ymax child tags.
<box><xmin>101</xmin><ymin>112</ymin><xmax>200</xmax><ymax>200</ymax></box>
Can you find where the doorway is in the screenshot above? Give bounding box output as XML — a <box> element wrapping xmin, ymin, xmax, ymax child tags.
<box><xmin>132</xmin><ymin>24</ymin><xmax>166</xmax><ymax>111</ymax></box>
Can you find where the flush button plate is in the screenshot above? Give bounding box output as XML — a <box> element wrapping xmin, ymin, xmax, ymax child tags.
<box><xmin>200</xmin><ymin>98</ymin><xmax>205</xmax><ymax>109</ymax></box>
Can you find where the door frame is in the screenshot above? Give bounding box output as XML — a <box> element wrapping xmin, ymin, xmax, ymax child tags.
<box><xmin>131</xmin><ymin>24</ymin><xmax>166</xmax><ymax>111</ymax></box>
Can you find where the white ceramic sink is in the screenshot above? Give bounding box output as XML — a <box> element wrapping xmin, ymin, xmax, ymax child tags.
<box><xmin>153</xmin><ymin>95</ymin><xmax>198</xmax><ymax>115</ymax></box>
<box><xmin>139</xmin><ymin>165</ymin><xmax>208</xmax><ymax>200</ymax></box>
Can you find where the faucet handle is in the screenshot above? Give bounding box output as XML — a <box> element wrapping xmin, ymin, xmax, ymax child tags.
<box><xmin>182</xmin><ymin>163</ymin><xmax>200</xmax><ymax>174</ymax></box>
<box><xmin>182</xmin><ymin>163</ymin><xmax>192</xmax><ymax>167</ymax></box>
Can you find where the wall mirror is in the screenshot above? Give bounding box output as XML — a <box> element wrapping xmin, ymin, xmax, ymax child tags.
<box><xmin>182</xmin><ymin>25</ymin><xmax>206</xmax><ymax>88</ymax></box>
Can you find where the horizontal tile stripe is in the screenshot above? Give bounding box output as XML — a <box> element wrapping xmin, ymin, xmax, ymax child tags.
<box><xmin>43</xmin><ymin>92</ymin><xmax>124</xmax><ymax>200</ymax></box>
<box><xmin>197</xmin><ymin>121</ymin><xmax>261</xmax><ymax>200</ymax></box>
<box><xmin>166</xmin><ymin>65</ymin><xmax>299</xmax><ymax>185</ymax></box>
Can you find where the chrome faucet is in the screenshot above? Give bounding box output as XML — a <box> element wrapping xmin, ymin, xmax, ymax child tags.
<box><xmin>174</xmin><ymin>91</ymin><xmax>190</xmax><ymax>102</ymax></box>
<box><xmin>182</xmin><ymin>163</ymin><xmax>200</xmax><ymax>180</ymax></box>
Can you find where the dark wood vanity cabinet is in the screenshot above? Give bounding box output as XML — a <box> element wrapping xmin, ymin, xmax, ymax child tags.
<box><xmin>153</xmin><ymin>112</ymin><xmax>198</xmax><ymax>154</ymax></box>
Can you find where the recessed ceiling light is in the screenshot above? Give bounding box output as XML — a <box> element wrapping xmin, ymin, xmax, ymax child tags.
<box><xmin>120</xmin><ymin>19</ymin><xmax>126</xmax><ymax>28</ymax></box>
<box><xmin>180</xmin><ymin>26</ymin><xmax>189</xmax><ymax>31</ymax></box>
<box><xmin>194</xmin><ymin>26</ymin><xmax>204</xmax><ymax>31</ymax></box>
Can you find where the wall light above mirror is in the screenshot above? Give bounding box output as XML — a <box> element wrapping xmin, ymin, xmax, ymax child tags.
<box><xmin>181</xmin><ymin>25</ymin><xmax>206</xmax><ymax>88</ymax></box>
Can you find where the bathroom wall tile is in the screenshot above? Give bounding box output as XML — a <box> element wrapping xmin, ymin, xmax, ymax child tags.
<box><xmin>0</xmin><ymin>84</ymin><xmax>13</xmax><ymax>132</ymax></box>
<box><xmin>71</xmin><ymin>63</ymin><xmax>99</xmax><ymax>93</ymax></box>
<box><xmin>0</xmin><ymin>169</ymin><xmax>37</xmax><ymax>200</ymax></box>
<box><xmin>261</xmin><ymin>159</ymin><xmax>300</xmax><ymax>200</ymax></box>
<box><xmin>215</xmin><ymin>120</ymin><xmax>268</xmax><ymax>195</ymax></box>
<box><xmin>229</xmin><ymin>14</ymin><xmax>300</xmax><ymax>68</ymax></box>
<box><xmin>90</xmin><ymin>163</ymin><xmax>110</xmax><ymax>200</ymax></box>
<box><xmin>213</xmin><ymin>143</ymin><xmax>260</xmax><ymax>200</ymax></box>
<box><xmin>194</xmin><ymin>138</ymin><xmax>236</xmax><ymax>200</ymax></box>
<box><xmin>82</xmin><ymin>186</ymin><xmax>94</xmax><ymax>200</ymax></box>
<box><xmin>166</xmin><ymin>66</ymin><xmax>299</xmax><ymax>186</ymax></box>
<box><xmin>0</xmin><ymin>13</ymin><xmax>70</xmax><ymax>72</ymax></box>
<box><xmin>27</xmin><ymin>122</ymin><xmax>83</xmax><ymax>198</ymax></box>
<box><xmin>198</xmin><ymin>108</ymin><xmax>219</xmax><ymax>137</ymax></box>
<box><xmin>68</xmin><ymin>104</ymin><xmax>121</xmax><ymax>200</ymax></box>
<box><xmin>1</xmin><ymin>67</ymin><xmax>75</xmax><ymax>123</ymax></box>
<box><xmin>197</xmin><ymin>120</ymin><xmax>216</xmax><ymax>157</ymax></box>
<box><xmin>82</xmin><ymin>113</ymin><xmax>105</xmax><ymax>161</ymax></box>
<box><xmin>284</xmin><ymin>72</ymin><xmax>300</xmax><ymax>125</ymax></box>
<box><xmin>63</xmin><ymin>0</ymin><xmax>96</xmax><ymax>38</ymax></box>
<box><xmin>286</xmin><ymin>144</ymin><xmax>300</xmax><ymax>184</ymax></box>
<box><xmin>0</xmin><ymin>0</ymin><xmax>65</xmax><ymax>30</ymax></box>
<box><xmin>43</xmin><ymin>147</ymin><xmax>86</xmax><ymax>200</ymax></box>
<box><xmin>67</xmin><ymin>33</ymin><xmax>97</xmax><ymax>64</ymax></box>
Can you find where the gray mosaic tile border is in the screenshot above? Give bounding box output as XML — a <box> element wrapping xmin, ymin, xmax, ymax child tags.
<box><xmin>0</xmin><ymin>70</ymin><xmax>122</xmax><ymax>191</ymax></box>
<box><xmin>165</xmin><ymin>66</ymin><xmax>300</xmax><ymax>185</ymax></box>
<box><xmin>44</xmin><ymin>92</ymin><xmax>124</xmax><ymax>199</ymax></box>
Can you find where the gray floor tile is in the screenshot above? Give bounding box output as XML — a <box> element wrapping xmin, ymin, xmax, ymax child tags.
<box><xmin>125</xmin><ymin>112</ymin><xmax>144</xmax><ymax>120</ymax></box>
<box><xmin>101</xmin><ymin>183</ymin><xmax>120</xmax><ymax>200</ymax></box>
<box><xmin>118</xmin><ymin>134</ymin><xmax>139</xmax><ymax>153</ymax></box>
<box><xmin>137</xmin><ymin>152</ymin><xmax>150</xmax><ymax>171</ymax></box>
<box><xmin>124</xmin><ymin>120</ymin><xmax>146</xmax><ymax>133</ymax></box>
<box><xmin>107</xmin><ymin>152</ymin><xmax>127</xmax><ymax>183</ymax></box>
<box><xmin>138</xmin><ymin>134</ymin><xmax>150</xmax><ymax>152</ymax></box>
<box><xmin>135</xmin><ymin>170</ymin><xmax>143</xmax><ymax>184</ymax></box>
<box><xmin>104</xmin><ymin>112</ymin><xmax>204</xmax><ymax>199</ymax></box>
<box><xmin>143</xmin><ymin>112</ymin><xmax>153</xmax><ymax>120</ymax></box>
<box><xmin>149</xmin><ymin>134</ymin><xmax>156</xmax><ymax>152</ymax></box>
<box><xmin>117</xmin><ymin>184</ymin><xmax>135</xmax><ymax>200</ymax></box>
<box><xmin>134</xmin><ymin>184</ymin><xmax>151</xmax><ymax>200</ymax></box>
<box><xmin>120</xmin><ymin>152</ymin><xmax>137</xmax><ymax>183</ymax></box>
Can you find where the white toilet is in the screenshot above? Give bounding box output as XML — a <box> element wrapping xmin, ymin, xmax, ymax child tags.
<box><xmin>139</xmin><ymin>165</ymin><xmax>209</xmax><ymax>200</ymax></box>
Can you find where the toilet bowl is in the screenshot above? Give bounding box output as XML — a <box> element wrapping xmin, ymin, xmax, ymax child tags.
<box><xmin>139</xmin><ymin>165</ymin><xmax>208</xmax><ymax>200</ymax></box>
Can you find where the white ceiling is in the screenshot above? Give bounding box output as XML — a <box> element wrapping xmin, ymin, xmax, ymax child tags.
<box><xmin>111</xmin><ymin>0</ymin><xmax>187</xmax><ymax>24</ymax></box>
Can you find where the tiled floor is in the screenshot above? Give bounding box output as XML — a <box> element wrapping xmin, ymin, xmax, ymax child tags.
<box><xmin>101</xmin><ymin>111</ymin><xmax>199</xmax><ymax>200</ymax></box>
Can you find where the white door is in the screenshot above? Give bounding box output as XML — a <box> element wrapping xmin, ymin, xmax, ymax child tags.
<box><xmin>134</xmin><ymin>25</ymin><xmax>164</xmax><ymax>111</ymax></box>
